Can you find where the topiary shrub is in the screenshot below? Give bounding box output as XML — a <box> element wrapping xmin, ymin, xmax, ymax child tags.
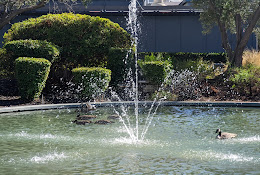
<box><xmin>4</xmin><ymin>13</ymin><xmax>131</xmax><ymax>67</ymax></box>
<box><xmin>15</xmin><ymin>57</ymin><xmax>51</xmax><ymax>101</ymax></box>
<box><xmin>4</xmin><ymin>39</ymin><xmax>60</xmax><ymax>63</ymax></box>
<box><xmin>0</xmin><ymin>48</ymin><xmax>14</xmax><ymax>78</ymax></box>
<box><xmin>138</xmin><ymin>60</ymin><xmax>171</xmax><ymax>85</ymax></box>
<box><xmin>107</xmin><ymin>48</ymin><xmax>134</xmax><ymax>86</ymax></box>
<box><xmin>72</xmin><ymin>67</ymin><xmax>111</xmax><ymax>100</ymax></box>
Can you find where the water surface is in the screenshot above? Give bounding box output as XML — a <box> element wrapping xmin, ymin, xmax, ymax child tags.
<box><xmin>0</xmin><ymin>106</ymin><xmax>259</xmax><ymax>174</ymax></box>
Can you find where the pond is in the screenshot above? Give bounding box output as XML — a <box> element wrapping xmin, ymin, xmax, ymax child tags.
<box><xmin>0</xmin><ymin>106</ymin><xmax>259</xmax><ymax>174</ymax></box>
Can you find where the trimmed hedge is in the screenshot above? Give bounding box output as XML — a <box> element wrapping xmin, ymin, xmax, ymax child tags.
<box><xmin>4</xmin><ymin>13</ymin><xmax>131</xmax><ymax>67</ymax></box>
<box><xmin>4</xmin><ymin>39</ymin><xmax>60</xmax><ymax>63</ymax></box>
<box><xmin>167</xmin><ymin>52</ymin><xmax>227</xmax><ymax>63</ymax></box>
<box><xmin>107</xmin><ymin>48</ymin><xmax>134</xmax><ymax>86</ymax></box>
<box><xmin>72</xmin><ymin>67</ymin><xmax>111</xmax><ymax>100</ymax></box>
<box><xmin>138</xmin><ymin>60</ymin><xmax>171</xmax><ymax>84</ymax></box>
<box><xmin>139</xmin><ymin>52</ymin><xmax>227</xmax><ymax>63</ymax></box>
<box><xmin>15</xmin><ymin>57</ymin><xmax>51</xmax><ymax>101</ymax></box>
<box><xmin>0</xmin><ymin>48</ymin><xmax>14</xmax><ymax>78</ymax></box>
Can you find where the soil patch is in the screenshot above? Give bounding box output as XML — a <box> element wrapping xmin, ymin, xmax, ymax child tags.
<box><xmin>0</xmin><ymin>78</ymin><xmax>259</xmax><ymax>107</ymax></box>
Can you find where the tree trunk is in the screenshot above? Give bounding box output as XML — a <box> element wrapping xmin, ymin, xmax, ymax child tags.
<box><xmin>217</xmin><ymin>21</ymin><xmax>234</xmax><ymax>64</ymax></box>
<box><xmin>233</xmin><ymin>48</ymin><xmax>244</xmax><ymax>67</ymax></box>
<box><xmin>208</xmin><ymin>0</ymin><xmax>233</xmax><ymax>64</ymax></box>
<box><xmin>233</xmin><ymin>5</ymin><xmax>260</xmax><ymax>67</ymax></box>
<box><xmin>209</xmin><ymin>1</ymin><xmax>260</xmax><ymax>67</ymax></box>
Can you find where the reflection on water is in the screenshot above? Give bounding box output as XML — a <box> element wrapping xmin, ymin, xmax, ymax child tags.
<box><xmin>0</xmin><ymin>106</ymin><xmax>260</xmax><ymax>174</ymax></box>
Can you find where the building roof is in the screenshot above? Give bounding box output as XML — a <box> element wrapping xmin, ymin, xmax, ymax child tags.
<box><xmin>27</xmin><ymin>0</ymin><xmax>200</xmax><ymax>16</ymax></box>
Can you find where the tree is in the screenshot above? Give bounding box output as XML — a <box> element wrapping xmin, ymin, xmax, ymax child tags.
<box><xmin>0</xmin><ymin>0</ymin><xmax>90</xmax><ymax>31</ymax></box>
<box><xmin>192</xmin><ymin>0</ymin><xmax>260</xmax><ymax>67</ymax></box>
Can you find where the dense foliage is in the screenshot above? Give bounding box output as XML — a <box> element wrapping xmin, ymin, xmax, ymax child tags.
<box><xmin>0</xmin><ymin>0</ymin><xmax>91</xmax><ymax>30</ymax></box>
<box><xmin>4</xmin><ymin>13</ymin><xmax>131</xmax><ymax>67</ymax></box>
<box><xmin>229</xmin><ymin>64</ymin><xmax>260</xmax><ymax>96</ymax></box>
<box><xmin>4</xmin><ymin>39</ymin><xmax>60</xmax><ymax>63</ymax></box>
<box><xmin>72</xmin><ymin>67</ymin><xmax>111</xmax><ymax>100</ymax></box>
<box><xmin>0</xmin><ymin>48</ymin><xmax>14</xmax><ymax>78</ymax></box>
<box><xmin>192</xmin><ymin>0</ymin><xmax>260</xmax><ymax>67</ymax></box>
<box><xmin>139</xmin><ymin>52</ymin><xmax>223</xmax><ymax>80</ymax></box>
<box><xmin>15</xmin><ymin>57</ymin><xmax>51</xmax><ymax>101</ymax></box>
<box><xmin>107</xmin><ymin>48</ymin><xmax>134</xmax><ymax>86</ymax></box>
<box><xmin>138</xmin><ymin>60</ymin><xmax>171</xmax><ymax>84</ymax></box>
<box><xmin>139</xmin><ymin>52</ymin><xmax>227</xmax><ymax>63</ymax></box>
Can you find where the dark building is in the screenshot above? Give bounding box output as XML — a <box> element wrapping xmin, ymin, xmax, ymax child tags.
<box><xmin>0</xmin><ymin>0</ymin><xmax>257</xmax><ymax>52</ymax></box>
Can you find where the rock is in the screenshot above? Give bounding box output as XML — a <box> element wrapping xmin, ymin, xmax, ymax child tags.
<box><xmin>77</xmin><ymin>115</ymin><xmax>97</xmax><ymax>120</ymax></box>
<box><xmin>107</xmin><ymin>114</ymin><xmax>120</xmax><ymax>120</ymax></box>
<box><xmin>73</xmin><ymin>120</ymin><xmax>92</xmax><ymax>125</ymax></box>
<box><xmin>94</xmin><ymin>120</ymin><xmax>114</xmax><ymax>125</ymax></box>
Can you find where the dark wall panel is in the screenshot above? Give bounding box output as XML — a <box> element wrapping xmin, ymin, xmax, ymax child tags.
<box><xmin>205</xmin><ymin>27</ymin><xmax>224</xmax><ymax>52</ymax></box>
<box><xmin>180</xmin><ymin>15</ymin><xmax>206</xmax><ymax>52</ymax></box>
<box><xmin>154</xmin><ymin>16</ymin><xmax>181</xmax><ymax>52</ymax></box>
<box><xmin>0</xmin><ymin>12</ymin><xmax>256</xmax><ymax>53</ymax></box>
<box><xmin>138</xmin><ymin>16</ymin><xmax>156</xmax><ymax>52</ymax></box>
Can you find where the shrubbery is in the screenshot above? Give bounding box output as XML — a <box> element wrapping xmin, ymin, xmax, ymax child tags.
<box><xmin>15</xmin><ymin>57</ymin><xmax>51</xmax><ymax>101</ymax></box>
<box><xmin>0</xmin><ymin>48</ymin><xmax>14</xmax><ymax>78</ymax></box>
<box><xmin>138</xmin><ymin>60</ymin><xmax>171</xmax><ymax>84</ymax></box>
<box><xmin>229</xmin><ymin>64</ymin><xmax>260</xmax><ymax>96</ymax></box>
<box><xmin>4</xmin><ymin>13</ymin><xmax>131</xmax><ymax>67</ymax></box>
<box><xmin>0</xmin><ymin>40</ymin><xmax>59</xmax><ymax>78</ymax></box>
<box><xmin>72</xmin><ymin>67</ymin><xmax>111</xmax><ymax>100</ymax></box>
<box><xmin>139</xmin><ymin>52</ymin><xmax>227</xmax><ymax>64</ymax></box>
<box><xmin>4</xmin><ymin>39</ymin><xmax>60</xmax><ymax>63</ymax></box>
<box><xmin>167</xmin><ymin>52</ymin><xmax>227</xmax><ymax>63</ymax></box>
<box><xmin>138</xmin><ymin>52</ymin><xmax>219</xmax><ymax>83</ymax></box>
<box><xmin>107</xmin><ymin>48</ymin><xmax>134</xmax><ymax>86</ymax></box>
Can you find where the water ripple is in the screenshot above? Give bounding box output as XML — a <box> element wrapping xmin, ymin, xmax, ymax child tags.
<box><xmin>30</xmin><ymin>152</ymin><xmax>68</xmax><ymax>163</ymax></box>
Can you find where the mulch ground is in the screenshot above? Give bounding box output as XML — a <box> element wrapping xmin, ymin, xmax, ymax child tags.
<box><xmin>0</xmin><ymin>79</ymin><xmax>46</xmax><ymax>107</ymax></box>
<box><xmin>0</xmin><ymin>78</ymin><xmax>259</xmax><ymax>108</ymax></box>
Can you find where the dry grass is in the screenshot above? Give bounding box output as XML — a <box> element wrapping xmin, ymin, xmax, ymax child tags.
<box><xmin>242</xmin><ymin>49</ymin><xmax>260</xmax><ymax>66</ymax></box>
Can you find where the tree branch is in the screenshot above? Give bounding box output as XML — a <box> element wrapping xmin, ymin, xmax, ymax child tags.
<box><xmin>239</xmin><ymin>4</ymin><xmax>260</xmax><ymax>50</ymax></box>
<box><xmin>208</xmin><ymin>0</ymin><xmax>233</xmax><ymax>63</ymax></box>
<box><xmin>235</xmin><ymin>14</ymin><xmax>242</xmax><ymax>45</ymax></box>
<box><xmin>0</xmin><ymin>0</ymin><xmax>47</xmax><ymax>30</ymax></box>
<box><xmin>233</xmin><ymin>4</ymin><xmax>260</xmax><ymax>66</ymax></box>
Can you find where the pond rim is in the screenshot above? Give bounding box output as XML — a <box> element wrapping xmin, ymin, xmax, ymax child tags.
<box><xmin>1</xmin><ymin>101</ymin><xmax>260</xmax><ymax>114</ymax></box>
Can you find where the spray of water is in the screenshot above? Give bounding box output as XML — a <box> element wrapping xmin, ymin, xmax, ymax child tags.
<box><xmin>127</xmin><ymin>0</ymin><xmax>139</xmax><ymax>142</ymax></box>
<box><xmin>105</xmin><ymin>1</ymin><xmax>203</xmax><ymax>143</ymax></box>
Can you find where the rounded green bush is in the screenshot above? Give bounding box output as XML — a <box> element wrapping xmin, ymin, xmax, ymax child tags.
<box><xmin>138</xmin><ymin>60</ymin><xmax>171</xmax><ymax>84</ymax></box>
<box><xmin>107</xmin><ymin>48</ymin><xmax>134</xmax><ymax>86</ymax></box>
<box><xmin>4</xmin><ymin>13</ymin><xmax>131</xmax><ymax>67</ymax></box>
<box><xmin>0</xmin><ymin>48</ymin><xmax>14</xmax><ymax>78</ymax></box>
<box><xmin>4</xmin><ymin>39</ymin><xmax>60</xmax><ymax>63</ymax></box>
<box><xmin>72</xmin><ymin>67</ymin><xmax>111</xmax><ymax>100</ymax></box>
<box><xmin>15</xmin><ymin>57</ymin><xmax>51</xmax><ymax>101</ymax></box>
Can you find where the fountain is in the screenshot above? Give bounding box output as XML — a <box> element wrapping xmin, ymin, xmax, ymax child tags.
<box><xmin>0</xmin><ymin>0</ymin><xmax>260</xmax><ymax>174</ymax></box>
<box><xmin>105</xmin><ymin>0</ymin><xmax>172</xmax><ymax>143</ymax></box>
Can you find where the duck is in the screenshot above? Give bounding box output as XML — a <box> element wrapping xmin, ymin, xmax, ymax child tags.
<box><xmin>215</xmin><ymin>128</ymin><xmax>237</xmax><ymax>139</ymax></box>
<box><xmin>73</xmin><ymin>119</ymin><xmax>92</xmax><ymax>125</ymax></box>
<box><xmin>107</xmin><ymin>114</ymin><xmax>120</xmax><ymax>120</ymax></box>
<box><xmin>94</xmin><ymin>120</ymin><xmax>114</xmax><ymax>125</ymax></box>
<box><xmin>76</xmin><ymin>114</ymin><xmax>97</xmax><ymax>120</ymax></box>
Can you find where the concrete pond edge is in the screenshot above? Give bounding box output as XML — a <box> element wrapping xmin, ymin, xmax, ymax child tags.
<box><xmin>1</xmin><ymin>101</ymin><xmax>260</xmax><ymax>114</ymax></box>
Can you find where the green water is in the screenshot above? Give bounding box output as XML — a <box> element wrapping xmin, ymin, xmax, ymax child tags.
<box><xmin>0</xmin><ymin>106</ymin><xmax>259</xmax><ymax>174</ymax></box>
